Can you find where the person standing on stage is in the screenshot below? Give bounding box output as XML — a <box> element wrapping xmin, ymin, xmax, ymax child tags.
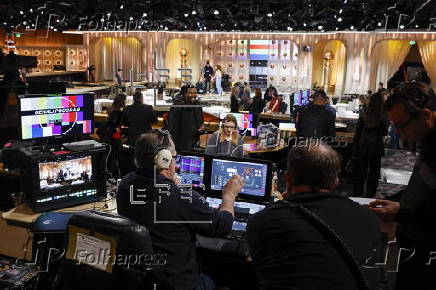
<box><xmin>214</xmin><ymin>65</ymin><xmax>223</xmax><ymax>95</ymax></box>
<box><xmin>203</xmin><ymin>60</ymin><xmax>214</xmax><ymax>93</ymax></box>
<box><xmin>114</xmin><ymin>68</ymin><xmax>125</xmax><ymax>92</ymax></box>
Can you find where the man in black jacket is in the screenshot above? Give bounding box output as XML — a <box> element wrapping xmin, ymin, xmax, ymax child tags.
<box><xmin>123</xmin><ymin>90</ymin><xmax>158</xmax><ymax>146</ymax></box>
<box><xmin>116</xmin><ymin>130</ymin><xmax>244</xmax><ymax>290</ymax></box>
<box><xmin>247</xmin><ymin>143</ymin><xmax>382</xmax><ymax>290</ymax></box>
<box><xmin>203</xmin><ymin>60</ymin><xmax>214</xmax><ymax>93</ymax></box>
<box><xmin>168</xmin><ymin>86</ymin><xmax>204</xmax><ymax>152</ymax></box>
<box><xmin>296</xmin><ymin>90</ymin><xmax>336</xmax><ymax>139</ymax></box>
<box><xmin>369</xmin><ymin>82</ymin><xmax>436</xmax><ymax>290</ymax></box>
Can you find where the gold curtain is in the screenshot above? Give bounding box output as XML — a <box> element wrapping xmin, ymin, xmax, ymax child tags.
<box><xmin>370</xmin><ymin>40</ymin><xmax>410</xmax><ymax>91</ymax></box>
<box><xmin>417</xmin><ymin>41</ymin><xmax>436</xmax><ymax>90</ymax></box>
<box><xmin>311</xmin><ymin>41</ymin><xmax>325</xmax><ymax>88</ymax></box>
<box><xmin>165</xmin><ymin>39</ymin><xmax>201</xmax><ymax>85</ymax></box>
<box><xmin>324</xmin><ymin>40</ymin><xmax>346</xmax><ymax>96</ymax></box>
<box><xmin>90</xmin><ymin>37</ymin><xmax>143</xmax><ymax>82</ymax></box>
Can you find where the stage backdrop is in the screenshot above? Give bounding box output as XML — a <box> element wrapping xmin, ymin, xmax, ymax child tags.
<box><xmin>89</xmin><ymin>37</ymin><xmax>143</xmax><ymax>82</ymax></box>
<box><xmin>312</xmin><ymin>40</ymin><xmax>346</xmax><ymax>95</ymax></box>
<box><xmin>165</xmin><ymin>39</ymin><xmax>201</xmax><ymax>84</ymax></box>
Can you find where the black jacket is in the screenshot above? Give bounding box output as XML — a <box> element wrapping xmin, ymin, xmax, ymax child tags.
<box><xmin>123</xmin><ymin>102</ymin><xmax>157</xmax><ymax>146</ymax></box>
<box><xmin>296</xmin><ymin>104</ymin><xmax>336</xmax><ymax>138</ymax></box>
<box><xmin>116</xmin><ymin>170</ymin><xmax>233</xmax><ymax>290</ymax></box>
<box><xmin>168</xmin><ymin>101</ymin><xmax>204</xmax><ymax>152</ymax></box>
<box><xmin>249</xmin><ymin>97</ymin><xmax>265</xmax><ymax>115</ymax></box>
<box><xmin>247</xmin><ymin>192</ymin><xmax>382</xmax><ymax>290</ymax></box>
<box><xmin>353</xmin><ymin>110</ymin><xmax>388</xmax><ymax>157</ymax></box>
<box><xmin>230</xmin><ymin>94</ymin><xmax>239</xmax><ymax>113</ymax></box>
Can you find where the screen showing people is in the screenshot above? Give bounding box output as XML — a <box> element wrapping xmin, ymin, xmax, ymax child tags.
<box><xmin>39</xmin><ymin>156</ymin><xmax>93</xmax><ymax>190</ymax></box>
<box><xmin>175</xmin><ymin>155</ymin><xmax>205</xmax><ymax>188</ymax></box>
<box><xmin>293</xmin><ymin>89</ymin><xmax>310</xmax><ymax>106</ymax></box>
<box><xmin>19</xmin><ymin>94</ymin><xmax>94</xmax><ymax>140</ymax></box>
<box><xmin>210</xmin><ymin>158</ymin><xmax>268</xmax><ymax>196</ymax></box>
<box><xmin>219</xmin><ymin>112</ymin><xmax>256</xmax><ymax>136</ymax></box>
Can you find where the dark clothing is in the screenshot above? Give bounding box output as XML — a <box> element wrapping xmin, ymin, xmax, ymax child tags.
<box><xmin>107</xmin><ymin>109</ymin><xmax>124</xmax><ymax>179</ymax></box>
<box><xmin>279</xmin><ymin>101</ymin><xmax>288</xmax><ymax>114</ymax></box>
<box><xmin>352</xmin><ymin>110</ymin><xmax>388</xmax><ymax>197</ymax></box>
<box><xmin>123</xmin><ymin>102</ymin><xmax>157</xmax><ymax>146</ymax></box>
<box><xmin>230</xmin><ymin>94</ymin><xmax>239</xmax><ymax>113</ymax></box>
<box><xmin>116</xmin><ymin>170</ymin><xmax>233</xmax><ymax>290</ymax></box>
<box><xmin>249</xmin><ymin>97</ymin><xmax>264</xmax><ymax>115</ymax></box>
<box><xmin>353</xmin><ymin>110</ymin><xmax>389</xmax><ymax>157</ymax></box>
<box><xmin>168</xmin><ymin>101</ymin><xmax>204</xmax><ymax>152</ymax></box>
<box><xmin>352</xmin><ymin>156</ymin><xmax>382</xmax><ymax>197</ymax></box>
<box><xmin>247</xmin><ymin>192</ymin><xmax>382</xmax><ymax>290</ymax></box>
<box><xmin>296</xmin><ymin>104</ymin><xmax>336</xmax><ymax>138</ymax></box>
<box><xmin>115</xmin><ymin>72</ymin><xmax>123</xmax><ymax>87</ymax></box>
<box><xmin>204</xmin><ymin>133</ymin><xmax>244</xmax><ymax>157</ymax></box>
<box><xmin>325</xmin><ymin>104</ymin><xmax>336</xmax><ymax>116</ymax></box>
<box><xmin>203</xmin><ymin>65</ymin><xmax>214</xmax><ymax>80</ymax></box>
<box><xmin>394</xmin><ymin>131</ymin><xmax>436</xmax><ymax>289</ymax></box>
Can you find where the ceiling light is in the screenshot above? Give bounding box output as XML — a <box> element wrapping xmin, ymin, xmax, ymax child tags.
<box><xmin>129</xmin><ymin>16</ymin><xmax>133</xmax><ymax>20</ymax></box>
<box><xmin>350</xmin><ymin>25</ymin><xmax>354</xmax><ymax>29</ymax></box>
<box><xmin>100</xmin><ymin>18</ymin><xmax>104</xmax><ymax>22</ymax></box>
<box><xmin>143</xmin><ymin>13</ymin><xmax>147</xmax><ymax>17</ymax></box>
<box><xmin>303</xmin><ymin>23</ymin><xmax>307</xmax><ymax>27</ymax></box>
<box><xmin>415</xmin><ymin>24</ymin><xmax>419</xmax><ymax>28</ymax></box>
<box><xmin>184</xmin><ymin>13</ymin><xmax>188</xmax><ymax>17</ymax></box>
<box><xmin>19</xmin><ymin>11</ymin><xmax>23</xmax><ymax>15</ymax></box>
<box><xmin>192</xmin><ymin>10</ymin><xmax>197</xmax><ymax>15</ymax></box>
<box><xmin>318</xmin><ymin>25</ymin><xmax>323</xmax><ymax>30</ymax></box>
<box><xmin>339</xmin><ymin>9</ymin><xmax>343</xmax><ymax>14</ymax></box>
<box><xmin>120</xmin><ymin>4</ymin><xmax>124</xmax><ymax>9</ymax></box>
<box><xmin>400</xmin><ymin>25</ymin><xmax>404</xmax><ymax>29</ymax></box>
<box><xmin>29</xmin><ymin>8</ymin><xmax>33</xmax><ymax>12</ymax></box>
<box><xmin>338</xmin><ymin>17</ymin><xmax>342</xmax><ymax>22</ymax></box>
<box><xmin>336</xmin><ymin>27</ymin><xmax>339</xmax><ymax>30</ymax></box>
<box><xmin>267</xmin><ymin>13</ymin><xmax>273</xmax><ymax>17</ymax></box>
<box><xmin>214</xmin><ymin>10</ymin><xmax>219</xmax><ymax>15</ymax></box>
<box><xmin>378</xmin><ymin>22</ymin><xmax>382</xmax><ymax>26</ymax></box>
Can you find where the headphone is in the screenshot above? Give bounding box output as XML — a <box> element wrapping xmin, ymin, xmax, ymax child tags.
<box><xmin>150</xmin><ymin>129</ymin><xmax>173</xmax><ymax>170</ymax></box>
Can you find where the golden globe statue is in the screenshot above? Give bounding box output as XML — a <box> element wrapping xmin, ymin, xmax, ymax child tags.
<box><xmin>180</xmin><ymin>48</ymin><xmax>189</xmax><ymax>68</ymax></box>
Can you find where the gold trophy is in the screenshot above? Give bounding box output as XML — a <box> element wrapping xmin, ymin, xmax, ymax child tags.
<box><xmin>180</xmin><ymin>48</ymin><xmax>189</xmax><ymax>68</ymax></box>
<box><xmin>322</xmin><ymin>50</ymin><xmax>334</xmax><ymax>92</ymax></box>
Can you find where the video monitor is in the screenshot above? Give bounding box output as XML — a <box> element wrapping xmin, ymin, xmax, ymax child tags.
<box><xmin>19</xmin><ymin>94</ymin><xmax>94</xmax><ymax>140</ymax></box>
<box><xmin>293</xmin><ymin>91</ymin><xmax>302</xmax><ymax>106</ymax></box>
<box><xmin>210</xmin><ymin>158</ymin><xmax>270</xmax><ymax>197</ymax></box>
<box><xmin>206</xmin><ymin>197</ymin><xmax>265</xmax><ymax>215</ymax></box>
<box><xmin>39</xmin><ymin>156</ymin><xmax>93</xmax><ymax>191</ymax></box>
<box><xmin>219</xmin><ymin>112</ymin><xmax>257</xmax><ymax>136</ymax></box>
<box><xmin>232</xmin><ymin>221</ymin><xmax>247</xmax><ymax>231</ymax></box>
<box><xmin>175</xmin><ymin>154</ymin><xmax>205</xmax><ymax>189</ymax></box>
<box><xmin>302</xmin><ymin>89</ymin><xmax>310</xmax><ymax>106</ymax></box>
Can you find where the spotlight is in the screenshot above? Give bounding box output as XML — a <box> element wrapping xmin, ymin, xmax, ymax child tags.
<box><xmin>318</xmin><ymin>25</ymin><xmax>323</xmax><ymax>30</ymax></box>
<box><xmin>350</xmin><ymin>25</ymin><xmax>354</xmax><ymax>29</ymax></box>
<box><xmin>19</xmin><ymin>11</ymin><xmax>23</xmax><ymax>15</ymax></box>
<box><xmin>338</xmin><ymin>17</ymin><xmax>342</xmax><ymax>22</ymax></box>
<box><xmin>415</xmin><ymin>24</ymin><xmax>419</xmax><ymax>28</ymax></box>
<box><xmin>192</xmin><ymin>10</ymin><xmax>197</xmax><ymax>15</ymax></box>
<box><xmin>303</xmin><ymin>23</ymin><xmax>307</xmax><ymax>27</ymax></box>
<box><xmin>339</xmin><ymin>9</ymin><xmax>342</xmax><ymax>14</ymax></box>
<box><xmin>29</xmin><ymin>8</ymin><xmax>33</xmax><ymax>12</ymax></box>
<box><xmin>184</xmin><ymin>13</ymin><xmax>189</xmax><ymax>17</ymax></box>
<box><xmin>214</xmin><ymin>10</ymin><xmax>219</xmax><ymax>15</ymax></box>
<box><xmin>400</xmin><ymin>25</ymin><xmax>404</xmax><ymax>29</ymax></box>
<box><xmin>267</xmin><ymin>13</ymin><xmax>273</xmax><ymax>17</ymax></box>
<box><xmin>143</xmin><ymin>13</ymin><xmax>147</xmax><ymax>17</ymax></box>
<box><xmin>120</xmin><ymin>4</ymin><xmax>124</xmax><ymax>9</ymax></box>
<box><xmin>378</xmin><ymin>22</ymin><xmax>382</xmax><ymax>26</ymax></box>
<box><xmin>100</xmin><ymin>18</ymin><xmax>104</xmax><ymax>22</ymax></box>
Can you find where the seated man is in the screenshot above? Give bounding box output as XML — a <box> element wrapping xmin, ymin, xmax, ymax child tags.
<box><xmin>247</xmin><ymin>143</ymin><xmax>382</xmax><ymax>290</ymax></box>
<box><xmin>116</xmin><ymin>129</ymin><xmax>244</xmax><ymax>290</ymax></box>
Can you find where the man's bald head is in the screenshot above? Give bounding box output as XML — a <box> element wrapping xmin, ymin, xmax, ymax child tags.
<box><xmin>287</xmin><ymin>143</ymin><xmax>341</xmax><ymax>191</ymax></box>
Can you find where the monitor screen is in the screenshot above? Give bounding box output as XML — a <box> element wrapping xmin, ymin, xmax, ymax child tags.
<box><xmin>38</xmin><ymin>156</ymin><xmax>93</xmax><ymax>191</ymax></box>
<box><xmin>302</xmin><ymin>89</ymin><xmax>310</xmax><ymax>106</ymax></box>
<box><xmin>210</xmin><ymin>158</ymin><xmax>268</xmax><ymax>196</ymax></box>
<box><xmin>232</xmin><ymin>221</ymin><xmax>247</xmax><ymax>231</ymax></box>
<box><xmin>219</xmin><ymin>112</ymin><xmax>256</xmax><ymax>136</ymax></box>
<box><xmin>293</xmin><ymin>91</ymin><xmax>302</xmax><ymax>106</ymax></box>
<box><xmin>175</xmin><ymin>155</ymin><xmax>205</xmax><ymax>188</ymax></box>
<box><xmin>19</xmin><ymin>94</ymin><xmax>94</xmax><ymax>140</ymax></box>
<box><xmin>206</xmin><ymin>197</ymin><xmax>265</xmax><ymax>215</ymax></box>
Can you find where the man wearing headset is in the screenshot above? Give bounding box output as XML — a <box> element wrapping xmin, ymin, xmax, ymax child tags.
<box><xmin>116</xmin><ymin>129</ymin><xmax>244</xmax><ymax>290</ymax></box>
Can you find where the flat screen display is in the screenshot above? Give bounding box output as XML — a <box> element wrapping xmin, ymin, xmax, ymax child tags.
<box><xmin>206</xmin><ymin>197</ymin><xmax>265</xmax><ymax>215</ymax></box>
<box><xmin>210</xmin><ymin>158</ymin><xmax>268</xmax><ymax>196</ymax></box>
<box><xmin>219</xmin><ymin>112</ymin><xmax>256</xmax><ymax>136</ymax></box>
<box><xmin>175</xmin><ymin>155</ymin><xmax>205</xmax><ymax>188</ymax></box>
<box><xmin>302</xmin><ymin>89</ymin><xmax>310</xmax><ymax>105</ymax></box>
<box><xmin>19</xmin><ymin>94</ymin><xmax>94</xmax><ymax>140</ymax></box>
<box><xmin>38</xmin><ymin>156</ymin><xmax>93</xmax><ymax>191</ymax></box>
<box><xmin>293</xmin><ymin>91</ymin><xmax>302</xmax><ymax>106</ymax></box>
